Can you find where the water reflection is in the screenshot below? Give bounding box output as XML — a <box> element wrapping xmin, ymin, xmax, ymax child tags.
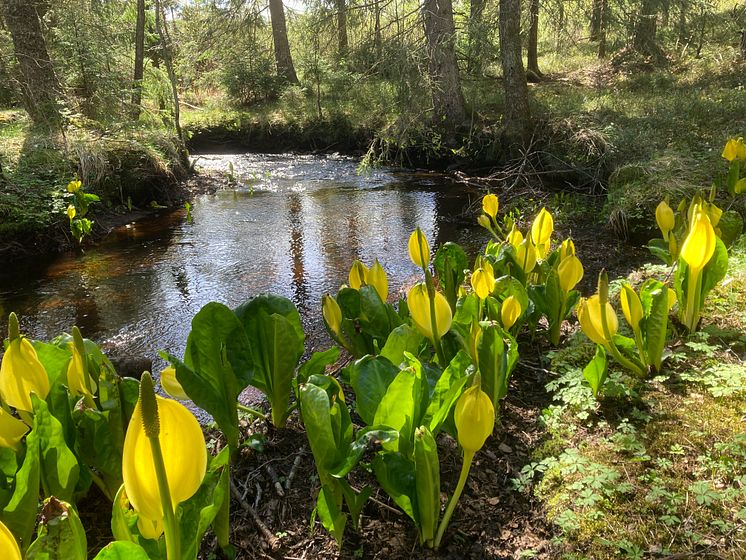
<box><xmin>0</xmin><ymin>154</ymin><xmax>483</xmax><ymax>369</ymax></box>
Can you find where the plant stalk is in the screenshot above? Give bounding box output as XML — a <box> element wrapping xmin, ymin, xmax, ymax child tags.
<box><xmin>434</xmin><ymin>449</ymin><xmax>474</xmax><ymax>549</ymax></box>
<box><xmin>148</xmin><ymin>433</ymin><xmax>180</xmax><ymax>560</ymax></box>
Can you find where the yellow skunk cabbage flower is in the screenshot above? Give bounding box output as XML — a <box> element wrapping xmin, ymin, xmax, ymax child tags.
<box><xmin>0</xmin><ymin>408</ymin><xmax>29</xmax><ymax>450</ymax></box>
<box><xmin>454</xmin><ymin>386</ymin><xmax>495</xmax><ymax>453</ymax></box>
<box><xmin>348</xmin><ymin>260</ymin><xmax>368</xmax><ymax>290</ymax></box>
<box><xmin>667</xmin><ymin>288</ymin><xmax>677</xmax><ymax>310</ymax></box>
<box><xmin>0</xmin><ymin>519</ymin><xmax>21</xmax><ymax>560</ymax></box>
<box><xmin>515</xmin><ymin>239</ymin><xmax>537</xmax><ymax>273</ymax></box>
<box><xmin>620</xmin><ymin>284</ymin><xmax>644</xmax><ymax>330</ymax></box>
<box><xmin>322</xmin><ymin>294</ymin><xmax>343</xmax><ymax>337</ymax></box>
<box><xmin>471</xmin><ymin>267</ymin><xmax>495</xmax><ymax>300</ymax></box>
<box><xmin>66</xmin><ymin>328</ymin><xmax>97</xmax><ymax>399</ymax></box>
<box><xmin>66</xmin><ymin>205</ymin><xmax>76</xmax><ymax>220</ymax></box>
<box><xmin>367</xmin><ymin>259</ymin><xmax>388</xmax><ymax>301</ymax></box>
<box><xmin>506</xmin><ymin>225</ymin><xmax>523</xmax><ymax>248</ymax></box>
<box><xmin>558</xmin><ymin>255</ymin><xmax>584</xmax><ymax>292</ymax></box>
<box><xmin>681</xmin><ymin>210</ymin><xmax>716</xmax><ymax>273</ymax></box>
<box><xmin>722</xmin><ymin>138</ymin><xmax>746</xmax><ymax>161</ymax></box>
<box><xmin>477</xmin><ymin>214</ymin><xmax>491</xmax><ymax>230</ymax></box>
<box><xmin>408</xmin><ymin>228</ymin><xmax>430</xmax><ymax>268</ymax></box>
<box><xmin>482</xmin><ymin>194</ymin><xmax>498</xmax><ymax>220</ymax></box>
<box><xmin>501</xmin><ymin>296</ymin><xmax>522</xmax><ymax>329</ymax></box>
<box><xmin>407</xmin><ymin>283</ymin><xmax>452</xmax><ymax>341</ymax></box>
<box><xmin>559</xmin><ymin>238</ymin><xmax>575</xmax><ymax>261</ymax></box>
<box><xmin>160</xmin><ymin>366</ymin><xmax>189</xmax><ymax>401</ymax></box>
<box><xmin>531</xmin><ymin>208</ymin><xmax>553</xmax><ymax>246</ymax></box>
<box><xmin>123</xmin><ymin>391</ymin><xmax>207</xmax><ymax>539</ymax></box>
<box><xmin>0</xmin><ymin>314</ymin><xmax>50</xmax><ymax>413</ymax></box>
<box><xmin>655</xmin><ymin>201</ymin><xmax>675</xmax><ymax>241</ymax></box>
<box><xmin>66</xmin><ymin>179</ymin><xmax>82</xmax><ymax>193</ymax></box>
<box><xmin>578</xmin><ymin>295</ymin><xmax>618</xmax><ymax>346</ymax></box>
<box><xmin>706</xmin><ymin>202</ymin><xmax>722</xmax><ymax>229</ymax></box>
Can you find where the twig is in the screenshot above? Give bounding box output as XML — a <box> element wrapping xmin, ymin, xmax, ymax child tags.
<box><xmin>285</xmin><ymin>446</ymin><xmax>306</xmax><ymax>491</ymax></box>
<box><xmin>266</xmin><ymin>465</ymin><xmax>286</xmax><ymax>498</ymax></box>
<box><xmin>253</xmin><ymin>482</ymin><xmax>262</xmax><ymax>510</ymax></box>
<box><xmin>230</xmin><ymin>480</ymin><xmax>280</xmax><ymax>551</ymax></box>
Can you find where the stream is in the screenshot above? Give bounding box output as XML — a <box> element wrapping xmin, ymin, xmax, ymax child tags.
<box><xmin>0</xmin><ymin>153</ymin><xmax>485</xmax><ymax>377</ymax></box>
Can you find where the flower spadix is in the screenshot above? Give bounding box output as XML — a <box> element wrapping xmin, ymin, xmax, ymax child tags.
<box><xmin>408</xmin><ymin>228</ymin><xmax>430</xmax><ymax>268</ymax></box>
<box><xmin>66</xmin><ymin>326</ymin><xmax>97</xmax><ymax>399</ymax></box>
<box><xmin>500</xmin><ymin>296</ymin><xmax>522</xmax><ymax>329</ymax></box>
<box><xmin>558</xmin><ymin>255</ymin><xmax>584</xmax><ymax>292</ymax></box>
<box><xmin>680</xmin><ymin>208</ymin><xmax>716</xmax><ymax>273</ymax></box>
<box><xmin>407</xmin><ymin>283</ymin><xmax>452</xmax><ymax>341</ymax></box>
<box><xmin>655</xmin><ymin>200</ymin><xmax>675</xmax><ymax>241</ymax></box>
<box><xmin>367</xmin><ymin>259</ymin><xmax>388</xmax><ymax>301</ymax></box>
<box><xmin>454</xmin><ymin>385</ymin><xmax>494</xmax><ymax>453</ymax></box>
<box><xmin>482</xmin><ymin>194</ymin><xmax>498</xmax><ymax>220</ymax></box>
<box><xmin>0</xmin><ymin>519</ymin><xmax>21</xmax><ymax>560</ymax></box>
<box><xmin>123</xmin><ymin>373</ymin><xmax>206</xmax><ymax>539</ymax></box>
<box><xmin>0</xmin><ymin>313</ymin><xmax>50</xmax><ymax>413</ymax></box>
<box><xmin>578</xmin><ymin>295</ymin><xmax>618</xmax><ymax>346</ymax></box>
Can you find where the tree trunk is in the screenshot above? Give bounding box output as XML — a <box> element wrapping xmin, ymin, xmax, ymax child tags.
<box><xmin>598</xmin><ymin>0</ymin><xmax>607</xmax><ymax>58</ymax></box>
<box><xmin>526</xmin><ymin>0</ymin><xmax>542</xmax><ymax>80</ymax></box>
<box><xmin>677</xmin><ymin>0</ymin><xmax>688</xmax><ymax>44</ymax></box>
<box><xmin>336</xmin><ymin>0</ymin><xmax>348</xmax><ymax>59</ymax></box>
<box><xmin>590</xmin><ymin>0</ymin><xmax>602</xmax><ymax>40</ymax></box>
<box><xmin>422</xmin><ymin>0</ymin><xmax>467</xmax><ymax>137</ymax></box>
<box><xmin>269</xmin><ymin>0</ymin><xmax>299</xmax><ymax>84</ymax></box>
<box><xmin>467</xmin><ymin>0</ymin><xmax>485</xmax><ymax>74</ymax></box>
<box><xmin>132</xmin><ymin>0</ymin><xmax>146</xmax><ymax>117</ymax></box>
<box><xmin>499</xmin><ymin>0</ymin><xmax>531</xmax><ymax>143</ymax></box>
<box><xmin>633</xmin><ymin>0</ymin><xmax>661</xmax><ymax>58</ymax></box>
<box><xmin>2</xmin><ymin>0</ymin><xmax>61</xmax><ymax>127</ymax></box>
<box><xmin>374</xmin><ymin>0</ymin><xmax>382</xmax><ymax>61</ymax></box>
<box><xmin>154</xmin><ymin>0</ymin><xmax>182</xmax><ymax>141</ymax></box>
<box><xmin>741</xmin><ymin>29</ymin><xmax>746</xmax><ymax>59</ymax></box>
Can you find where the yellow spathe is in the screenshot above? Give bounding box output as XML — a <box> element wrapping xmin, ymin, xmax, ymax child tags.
<box><xmin>454</xmin><ymin>386</ymin><xmax>494</xmax><ymax>453</ymax></box>
<box><xmin>407</xmin><ymin>283</ymin><xmax>452</xmax><ymax>341</ymax></box>
<box><xmin>0</xmin><ymin>337</ymin><xmax>50</xmax><ymax>413</ymax></box>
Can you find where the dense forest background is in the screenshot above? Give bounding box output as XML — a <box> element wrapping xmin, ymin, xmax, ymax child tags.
<box><xmin>0</xmin><ymin>0</ymin><xmax>745</xmax><ymax>247</ymax></box>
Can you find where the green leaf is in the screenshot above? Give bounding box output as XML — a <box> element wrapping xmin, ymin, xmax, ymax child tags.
<box><xmin>73</xmin><ymin>408</ymin><xmax>122</xmax><ymax>499</ymax></box>
<box><xmin>110</xmin><ymin>485</ymin><xmax>166</xmax><ymax>559</ymax></box>
<box><xmin>700</xmin><ymin>237</ymin><xmax>729</xmax><ymax>300</ymax></box>
<box><xmin>26</xmin><ymin>498</ymin><xmax>87</xmax><ymax>560</ymax></box>
<box><xmin>178</xmin><ymin>447</ymin><xmax>232</xmax><ymax>560</ymax></box>
<box><xmin>477</xmin><ymin>322</ymin><xmax>507</xmax><ymax>405</ymax></box>
<box><xmin>583</xmin><ymin>345</ymin><xmax>608</xmax><ymax>398</ymax></box>
<box><xmin>453</xmin><ymin>293</ymin><xmax>479</xmax><ymax>326</ymax></box>
<box><xmin>300</xmin><ymin>383</ymin><xmax>346</xmax><ymax>474</ymax></box>
<box><xmin>358</xmin><ymin>286</ymin><xmax>395</xmax><ymax>341</ymax></box>
<box><xmin>297</xmin><ymin>347</ymin><xmax>340</xmax><ymax>385</ymax></box>
<box><xmin>373</xmin><ymin>359</ymin><xmax>425</xmax><ymax>456</ymax></box>
<box><xmin>329</xmin><ymin>427</ymin><xmax>398</xmax><ymax>478</ymax></box>
<box><xmin>380</xmin><ymin>325</ymin><xmax>423</xmax><ymax>367</ymax></box>
<box><xmin>0</xmin><ymin>418</ymin><xmax>41</xmax><ymax>551</ymax></box>
<box><xmin>167</xmin><ymin>302</ymin><xmax>251</xmax><ymax>448</ymax></box>
<box><xmin>348</xmin><ymin>355</ymin><xmax>399</xmax><ymax>426</ymax></box>
<box><xmin>316</xmin><ymin>485</ymin><xmax>346</xmax><ymax>547</ymax></box>
<box><xmin>639</xmin><ymin>280</ymin><xmax>669</xmax><ymax>372</ymax></box>
<box><xmin>718</xmin><ymin>210</ymin><xmax>744</xmax><ymax>247</ymax></box>
<box><xmin>92</xmin><ymin>542</ymin><xmax>151</xmax><ymax>560</ymax></box>
<box><xmin>32</xmin><ymin>341</ymin><xmax>71</xmax><ymax>387</ymax></box>
<box><xmin>33</xmin><ymin>396</ymin><xmax>79</xmax><ymax>503</ymax></box>
<box><xmin>372</xmin><ymin>453</ymin><xmax>417</xmax><ymax>524</ymax></box>
<box><xmin>647</xmin><ymin>239</ymin><xmax>673</xmax><ymax>266</ymax></box>
<box><xmin>424</xmin><ymin>350</ymin><xmax>471</xmax><ymax>435</ymax></box>
<box><xmin>413</xmin><ymin>426</ymin><xmax>440</xmax><ymax>545</ymax></box>
<box><xmin>434</xmin><ymin>243</ymin><xmax>469</xmax><ymax>310</ymax></box>
<box><xmin>236</xmin><ymin>295</ymin><xmax>305</xmax><ymax>428</ymax></box>
<box><xmin>339</xmin><ymin>481</ymin><xmax>372</xmax><ymax>532</ymax></box>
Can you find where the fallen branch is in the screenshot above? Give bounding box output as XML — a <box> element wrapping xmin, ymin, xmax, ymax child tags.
<box><xmin>230</xmin><ymin>480</ymin><xmax>281</xmax><ymax>551</ymax></box>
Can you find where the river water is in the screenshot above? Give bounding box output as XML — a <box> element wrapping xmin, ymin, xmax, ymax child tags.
<box><xmin>0</xmin><ymin>153</ymin><xmax>484</xmax><ymax>372</ymax></box>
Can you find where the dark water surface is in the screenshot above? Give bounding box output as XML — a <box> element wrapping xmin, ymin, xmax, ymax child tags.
<box><xmin>1</xmin><ymin>154</ymin><xmax>485</xmax><ymax>372</ymax></box>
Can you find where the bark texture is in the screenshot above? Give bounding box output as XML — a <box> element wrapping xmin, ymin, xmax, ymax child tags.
<box><xmin>499</xmin><ymin>0</ymin><xmax>531</xmax><ymax>142</ymax></box>
<box><xmin>269</xmin><ymin>0</ymin><xmax>299</xmax><ymax>84</ymax></box>
<box><xmin>2</xmin><ymin>0</ymin><xmax>61</xmax><ymax>126</ymax></box>
<box><xmin>132</xmin><ymin>0</ymin><xmax>146</xmax><ymax>116</ymax></box>
<box><xmin>526</xmin><ymin>0</ymin><xmax>542</xmax><ymax>79</ymax></box>
<box><xmin>336</xmin><ymin>0</ymin><xmax>348</xmax><ymax>59</ymax></box>
<box><xmin>634</xmin><ymin>0</ymin><xmax>661</xmax><ymax>58</ymax></box>
<box><xmin>467</xmin><ymin>0</ymin><xmax>485</xmax><ymax>74</ymax></box>
<box><xmin>422</xmin><ymin>0</ymin><xmax>466</xmax><ymax>135</ymax></box>
<box><xmin>155</xmin><ymin>0</ymin><xmax>182</xmax><ymax>140</ymax></box>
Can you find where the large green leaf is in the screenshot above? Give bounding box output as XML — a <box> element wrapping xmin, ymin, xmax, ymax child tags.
<box><xmin>32</xmin><ymin>341</ymin><xmax>71</xmax><ymax>387</ymax></box>
<box><xmin>358</xmin><ymin>286</ymin><xmax>394</xmax><ymax>341</ymax></box>
<box><xmin>26</xmin><ymin>498</ymin><xmax>87</xmax><ymax>560</ymax></box>
<box><xmin>348</xmin><ymin>355</ymin><xmax>399</xmax><ymax>426</ymax></box>
<box><xmin>300</xmin><ymin>383</ymin><xmax>345</xmax><ymax>474</ymax></box>
<box><xmin>329</xmin><ymin>427</ymin><xmax>398</xmax><ymax>478</ymax></box>
<box><xmin>297</xmin><ymin>347</ymin><xmax>340</xmax><ymax>385</ymax></box>
<box><xmin>236</xmin><ymin>295</ymin><xmax>305</xmax><ymax>427</ymax></box>
<box><xmin>372</xmin><ymin>453</ymin><xmax>417</xmax><ymax>524</ymax></box>
<box><xmin>0</xmin><ymin>417</ymin><xmax>41</xmax><ymax>551</ymax></box>
<box><xmin>700</xmin><ymin>237</ymin><xmax>729</xmax><ymax>300</ymax></box>
<box><xmin>380</xmin><ymin>325</ymin><xmax>422</xmax><ymax>367</ymax></box>
<box><xmin>434</xmin><ymin>243</ymin><xmax>469</xmax><ymax>311</ymax></box>
<box><xmin>33</xmin><ymin>396</ymin><xmax>79</xmax><ymax>503</ymax></box>
<box><xmin>73</xmin><ymin>408</ymin><xmax>122</xmax><ymax>498</ymax></box>
<box><xmin>477</xmin><ymin>323</ymin><xmax>507</xmax><ymax>406</ymax></box>
<box><xmin>92</xmin><ymin>542</ymin><xmax>151</xmax><ymax>560</ymax></box>
<box><xmin>166</xmin><ymin>302</ymin><xmax>251</xmax><ymax>448</ymax></box>
<box><xmin>424</xmin><ymin>350</ymin><xmax>471</xmax><ymax>435</ymax></box>
<box><xmin>413</xmin><ymin>426</ymin><xmax>440</xmax><ymax>546</ymax></box>
<box><xmin>373</xmin><ymin>358</ymin><xmax>425</xmax><ymax>456</ymax></box>
<box><xmin>639</xmin><ymin>280</ymin><xmax>669</xmax><ymax>373</ymax></box>
<box><xmin>316</xmin><ymin>484</ymin><xmax>346</xmax><ymax>547</ymax></box>
<box><xmin>178</xmin><ymin>448</ymin><xmax>232</xmax><ymax>560</ymax></box>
